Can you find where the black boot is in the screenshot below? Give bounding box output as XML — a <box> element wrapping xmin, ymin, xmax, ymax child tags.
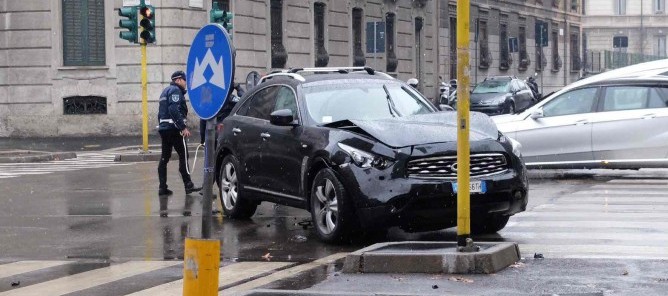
<box><xmin>185</xmin><ymin>182</ymin><xmax>202</xmax><ymax>194</ymax></box>
<box><xmin>158</xmin><ymin>188</ymin><xmax>173</xmax><ymax>196</ymax></box>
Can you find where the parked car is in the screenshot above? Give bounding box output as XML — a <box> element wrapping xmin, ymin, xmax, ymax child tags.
<box><xmin>470</xmin><ymin>76</ymin><xmax>536</xmax><ymax>115</ymax></box>
<box><xmin>214</xmin><ymin>67</ymin><xmax>529</xmax><ymax>243</ymax></box>
<box><xmin>493</xmin><ymin>59</ymin><xmax>668</xmax><ymax>169</ymax></box>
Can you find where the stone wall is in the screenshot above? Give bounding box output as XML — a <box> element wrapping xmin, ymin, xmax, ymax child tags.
<box><xmin>0</xmin><ymin>0</ymin><xmax>582</xmax><ymax>137</ymax></box>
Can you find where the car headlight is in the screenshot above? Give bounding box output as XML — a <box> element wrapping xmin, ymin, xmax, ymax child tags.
<box><xmin>508</xmin><ymin>137</ymin><xmax>522</xmax><ymax>157</ymax></box>
<box><xmin>337</xmin><ymin>143</ymin><xmax>391</xmax><ymax>169</ymax></box>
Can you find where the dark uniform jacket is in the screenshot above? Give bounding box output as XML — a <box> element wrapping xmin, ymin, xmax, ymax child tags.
<box><xmin>158</xmin><ymin>82</ymin><xmax>188</xmax><ymax>131</ymax></box>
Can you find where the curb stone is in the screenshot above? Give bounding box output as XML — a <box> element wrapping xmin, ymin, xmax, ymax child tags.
<box><xmin>0</xmin><ymin>152</ymin><xmax>77</xmax><ymax>163</ymax></box>
<box><xmin>343</xmin><ymin>241</ymin><xmax>520</xmax><ymax>274</ymax></box>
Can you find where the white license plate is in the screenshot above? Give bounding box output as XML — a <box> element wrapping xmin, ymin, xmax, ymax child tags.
<box><xmin>452</xmin><ymin>181</ymin><xmax>487</xmax><ymax>194</ymax></box>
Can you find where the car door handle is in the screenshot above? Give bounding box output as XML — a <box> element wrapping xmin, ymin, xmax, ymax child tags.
<box><xmin>232</xmin><ymin>127</ymin><xmax>241</xmax><ymax>134</ymax></box>
<box><xmin>260</xmin><ymin>132</ymin><xmax>271</xmax><ymax>139</ymax></box>
<box><xmin>574</xmin><ymin>119</ymin><xmax>589</xmax><ymax>126</ymax></box>
<box><xmin>642</xmin><ymin>114</ymin><xmax>656</xmax><ymax>119</ymax></box>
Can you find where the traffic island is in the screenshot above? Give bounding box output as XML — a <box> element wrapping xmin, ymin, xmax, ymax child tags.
<box><xmin>0</xmin><ymin>150</ymin><xmax>77</xmax><ymax>163</ymax></box>
<box><xmin>342</xmin><ymin>241</ymin><xmax>520</xmax><ymax>274</ymax></box>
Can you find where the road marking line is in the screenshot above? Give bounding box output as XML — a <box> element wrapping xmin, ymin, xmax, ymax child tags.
<box><xmin>0</xmin><ymin>261</ymin><xmax>181</xmax><ymax>296</ymax></box>
<box><xmin>518</xmin><ymin>244</ymin><xmax>668</xmax><ymax>259</ymax></box>
<box><xmin>590</xmin><ymin>184</ymin><xmax>668</xmax><ymax>190</ymax></box>
<box><xmin>607</xmin><ymin>179</ymin><xmax>668</xmax><ymax>184</ymax></box>
<box><xmin>505</xmin><ymin>220</ymin><xmax>668</xmax><ymax>229</ymax></box>
<box><xmin>573</xmin><ymin>190</ymin><xmax>668</xmax><ymax>196</ymax></box>
<box><xmin>500</xmin><ymin>231</ymin><xmax>668</xmax><ymax>242</ymax></box>
<box><xmin>127</xmin><ymin>261</ymin><xmax>292</xmax><ymax>296</ymax></box>
<box><xmin>0</xmin><ymin>261</ymin><xmax>72</xmax><ymax>279</ymax></box>
<box><xmin>221</xmin><ymin>253</ymin><xmax>348</xmax><ymax>294</ymax></box>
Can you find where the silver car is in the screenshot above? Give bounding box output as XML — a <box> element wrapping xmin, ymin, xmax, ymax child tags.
<box><xmin>493</xmin><ymin>59</ymin><xmax>668</xmax><ymax>169</ymax></box>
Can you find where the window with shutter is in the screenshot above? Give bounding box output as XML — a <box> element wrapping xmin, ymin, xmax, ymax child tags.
<box><xmin>63</xmin><ymin>0</ymin><xmax>106</xmax><ymax>66</ymax></box>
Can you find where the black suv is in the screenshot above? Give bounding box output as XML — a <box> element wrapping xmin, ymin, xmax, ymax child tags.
<box><xmin>215</xmin><ymin>67</ymin><xmax>528</xmax><ymax>243</ymax></box>
<box><xmin>470</xmin><ymin>76</ymin><xmax>536</xmax><ymax>115</ymax></box>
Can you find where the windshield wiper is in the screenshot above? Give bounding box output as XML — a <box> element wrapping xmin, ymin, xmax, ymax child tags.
<box><xmin>382</xmin><ymin>85</ymin><xmax>401</xmax><ymax>117</ymax></box>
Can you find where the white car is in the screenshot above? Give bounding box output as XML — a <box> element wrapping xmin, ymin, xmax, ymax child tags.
<box><xmin>493</xmin><ymin>59</ymin><xmax>668</xmax><ymax>169</ymax></box>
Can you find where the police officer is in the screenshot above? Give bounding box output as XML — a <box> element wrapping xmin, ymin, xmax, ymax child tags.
<box><xmin>157</xmin><ymin>71</ymin><xmax>202</xmax><ymax>196</ymax></box>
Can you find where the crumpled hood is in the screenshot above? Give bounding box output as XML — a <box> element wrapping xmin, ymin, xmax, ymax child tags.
<box><xmin>348</xmin><ymin>112</ymin><xmax>499</xmax><ymax>148</ymax></box>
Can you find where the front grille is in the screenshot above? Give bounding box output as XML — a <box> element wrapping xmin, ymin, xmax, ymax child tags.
<box><xmin>407</xmin><ymin>153</ymin><xmax>509</xmax><ymax>179</ymax></box>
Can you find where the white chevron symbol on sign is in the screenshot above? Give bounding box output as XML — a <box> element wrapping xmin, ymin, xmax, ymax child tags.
<box><xmin>190</xmin><ymin>49</ymin><xmax>226</xmax><ymax>90</ymax></box>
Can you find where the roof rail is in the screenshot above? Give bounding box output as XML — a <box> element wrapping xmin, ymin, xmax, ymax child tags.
<box><xmin>260</xmin><ymin>72</ymin><xmax>306</xmax><ymax>83</ymax></box>
<box><xmin>259</xmin><ymin>66</ymin><xmax>393</xmax><ymax>84</ymax></box>
<box><xmin>288</xmin><ymin>67</ymin><xmax>377</xmax><ymax>75</ymax></box>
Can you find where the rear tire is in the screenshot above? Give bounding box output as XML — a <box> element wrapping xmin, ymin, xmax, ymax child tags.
<box><xmin>219</xmin><ymin>155</ymin><xmax>257</xmax><ymax>219</ymax></box>
<box><xmin>472</xmin><ymin>214</ymin><xmax>510</xmax><ymax>234</ymax></box>
<box><xmin>310</xmin><ymin>168</ymin><xmax>358</xmax><ymax>244</ymax></box>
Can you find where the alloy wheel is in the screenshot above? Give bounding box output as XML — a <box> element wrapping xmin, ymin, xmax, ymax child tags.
<box><xmin>220</xmin><ymin>162</ymin><xmax>238</xmax><ymax>210</ymax></box>
<box><xmin>313</xmin><ymin>179</ymin><xmax>339</xmax><ymax>235</ymax></box>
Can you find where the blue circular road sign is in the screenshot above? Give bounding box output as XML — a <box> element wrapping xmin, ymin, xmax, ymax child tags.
<box><xmin>186</xmin><ymin>24</ymin><xmax>235</xmax><ymax>120</ymax></box>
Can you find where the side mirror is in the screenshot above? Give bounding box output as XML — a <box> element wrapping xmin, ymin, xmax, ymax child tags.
<box><xmin>439</xmin><ymin>104</ymin><xmax>454</xmax><ymax>111</ymax></box>
<box><xmin>530</xmin><ymin>108</ymin><xmax>544</xmax><ymax>119</ymax></box>
<box><xmin>270</xmin><ymin>109</ymin><xmax>297</xmax><ymax>126</ymax></box>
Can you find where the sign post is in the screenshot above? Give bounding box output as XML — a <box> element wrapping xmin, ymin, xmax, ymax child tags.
<box><xmin>183</xmin><ymin>23</ymin><xmax>234</xmax><ymax>296</ymax></box>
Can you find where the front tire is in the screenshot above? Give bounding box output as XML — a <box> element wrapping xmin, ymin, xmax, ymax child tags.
<box><xmin>310</xmin><ymin>168</ymin><xmax>358</xmax><ymax>243</ymax></box>
<box><xmin>219</xmin><ymin>155</ymin><xmax>257</xmax><ymax>219</ymax></box>
<box><xmin>472</xmin><ymin>214</ymin><xmax>510</xmax><ymax>234</ymax></box>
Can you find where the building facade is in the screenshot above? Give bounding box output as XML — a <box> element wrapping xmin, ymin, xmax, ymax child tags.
<box><xmin>583</xmin><ymin>0</ymin><xmax>667</xmax><ymax>72</ymax></box>
<box><xmin>0</xmin><ymin>0</ymin><xmax>582</xmax><ymax>137</ymax></box>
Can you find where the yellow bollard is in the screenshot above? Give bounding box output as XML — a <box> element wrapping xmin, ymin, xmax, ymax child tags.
<box><xmin>183</xmin><ymin>238</ymin><xmax>220</xmax><ymax>295</ymax></box>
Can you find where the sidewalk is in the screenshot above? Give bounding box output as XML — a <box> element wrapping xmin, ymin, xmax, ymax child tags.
<box><xmin>0</xmin><ymin>136</ymin><xmax>202</xmax><ymax>163</ymax></box>
<box><xmin>0</xmin><ymin>150</ymin><xmax>77</xmax><ymax>163</ymax></box>
<box><xmin>0</xmin><ymin>136</ymin><xmax>162</xmax><ymax>152</ymax></box>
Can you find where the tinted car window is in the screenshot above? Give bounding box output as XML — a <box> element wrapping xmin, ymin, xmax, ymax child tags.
<box><xmin>602</xmin><ymin>86</ymin><xmax>649</xmax><ymax>111</ymax></box>
<box><xmin>542</xmin><ymin>87</ymin><xmax>598</xmax><ymax>117</ymax></box>
<box><xmin>243</xmin><ymin>86</ymin><xmax>280</xmax><ymax>120</ymax></box>
<box><xmin>303</xmin><ymin>82</ymin><xmax>433</xmax><ymax>124</ymax></box>
<box><xmin>273</xmin><ymin>86</ymin><xmax>299</xmax><ymax>119</ymax></box>
<box><xmin>473</xmin><ymin>79</ymin><xmax>511</xmax><ymax>94</ymax></box>
<box><xmin>648</xmin><ymin>87</ymin><xmax>668</xmax><ymax>108</ymax></box>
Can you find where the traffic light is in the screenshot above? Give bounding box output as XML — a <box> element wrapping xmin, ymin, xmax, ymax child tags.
<box><xmin>118</xmin><ymin>6</ymin><xmax>138</xmax><ymax>43</ymax></box>
<box><xmin>210</xmin><ymin>1</ymin><xmax>233</xmax><ymax>32</ymax></box>
<box><xmin>139</xmin><ymin>5</ymin><xmax>156</xmax><ymax>44</ymax></box>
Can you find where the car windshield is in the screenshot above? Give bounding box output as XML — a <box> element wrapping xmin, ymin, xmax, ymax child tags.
<box><xmin>303</xmin><ymin>82</ymin><xmax>435</xmax><ymax>124</ymax></box>
<box><xmin>473</xmin><ymin>80</ymin><xmax>511</xmax><ymax>94</ymax></box>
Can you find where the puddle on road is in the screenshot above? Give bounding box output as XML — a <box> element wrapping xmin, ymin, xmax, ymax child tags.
<box><xmin>261</xmin><ymin>260</ymin><xmax>345</xmax><ymax>290</ymax></box>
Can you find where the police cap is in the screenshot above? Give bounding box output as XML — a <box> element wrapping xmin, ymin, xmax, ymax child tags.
<box><xmin>171</xmin><ymin>71</ymin><xmax>186</xmax><ymax>81</ymax></box>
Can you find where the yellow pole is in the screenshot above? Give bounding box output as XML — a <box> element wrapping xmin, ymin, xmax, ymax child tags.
<box><xmin>456</xmin><ymin>0</ymin><xmax>471</xmax><ymax>248</ymax></box>
<box><xmin>183</xmin><ymin>238</ymin><xmax>220</xmax><ymax>295</ymax></box>
<box><xmin>141</xmin><ymin>43</ymin><xmax>149</xmax><ymax>152</ymax></box>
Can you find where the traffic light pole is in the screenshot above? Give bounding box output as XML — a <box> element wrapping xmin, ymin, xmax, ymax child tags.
<box><xmin>456</xmin><ymin>0</ymin><xmax>475</xmax><ymax>251</ymax></box>
<box><xmin>141</xmin><ymin>43</ymin><xmax>149</xmax><ymax>152</ymax></box>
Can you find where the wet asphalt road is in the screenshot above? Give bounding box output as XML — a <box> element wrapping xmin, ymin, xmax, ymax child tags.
<box><xmin>0</xmin><ymin>160</ymin><xmax>356</xmax><ymax>263</ymax></box>
<box><xmin>2</xmin><ymin>158</ymin><xmax>668</xmax><ymax>295</ymax></box>
<box><xmin>0</xmin><ymin>156</ymin><xmax>641</xmax><ymax>262</ymax></box>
